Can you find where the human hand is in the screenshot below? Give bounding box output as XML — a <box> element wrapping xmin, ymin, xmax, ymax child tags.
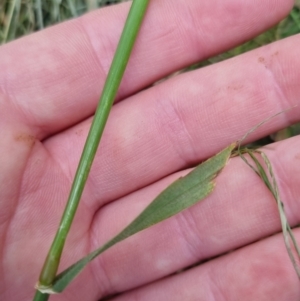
<box><xmin>1</xmin><ymin>0</ymin><xmax>300</xmax><ymax>300</ymax></box>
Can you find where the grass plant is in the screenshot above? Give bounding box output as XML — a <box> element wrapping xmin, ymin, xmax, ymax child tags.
<box><xmin>1</xmin><ymin>1</ymin><xmax>300</xmax><ymax>300</ymax></box>
<box><xmin>33</xmin><ymin>0</ymin><xmax>149</xmax><ymax>299</ymax></box>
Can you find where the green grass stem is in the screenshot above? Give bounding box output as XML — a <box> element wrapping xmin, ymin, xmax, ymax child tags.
<box><xmin>2</xmin><ymin>0</ymin><xmax>21</xmax><ymax>43</ymax></box>
<box><xmin>35</xmin><ymin>0</ymin><xmax>44</xmax><ymax>29</ymax></box>
<box><xmin>34</xmin><ymin>0</ymin><xmax>149</xmax><ymax>298</ymax></box>
<box><xmin>33</xmin><ymin>291</ymin><xmax>49</xmax><ymax>301</ymax></box>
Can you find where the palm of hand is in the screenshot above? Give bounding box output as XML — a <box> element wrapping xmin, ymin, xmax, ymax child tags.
<box><xmin>1</xmin><ymin>1</ymin><xmax>300</xmax><ymax>300</ymax></box>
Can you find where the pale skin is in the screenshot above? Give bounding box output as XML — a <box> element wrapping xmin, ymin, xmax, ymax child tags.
<box><xmin>1</xmin><ymin>0</ymin><xmax>300</xmax><ymax>300</ymax></box>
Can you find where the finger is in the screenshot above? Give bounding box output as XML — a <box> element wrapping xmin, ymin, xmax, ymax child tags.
<box><xmin>45</xmin><ymin>34</ymin><xmax>300</xmax><ymax>209</ymax></box>
<box><xmin>113</xmin><ymin>230</ymin><xmax>300</xmax><ymax>301</ymax></box>
<box><xmin>86</xmin><ymin>136</ymin><xmax>300</xmax><ymax>299</ymax></box>
<box><xmin>0</xmin><ymin>0</ymin><xmax>293</xmax><ymax>137</ymax></box>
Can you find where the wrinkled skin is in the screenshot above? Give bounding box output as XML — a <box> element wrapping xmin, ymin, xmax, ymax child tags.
<box><xmin>1</xmin><ymin>1</ymin><xmax>300</xmax><ymax>300</ymax></box>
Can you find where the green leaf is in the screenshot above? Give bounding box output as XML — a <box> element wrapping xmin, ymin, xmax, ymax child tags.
<box><xmin>49</xmin><ymin>143</ymin><xmax>235</xmax><ymax>293</ymax></box>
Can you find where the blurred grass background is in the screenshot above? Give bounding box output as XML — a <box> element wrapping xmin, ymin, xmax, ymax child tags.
<box><xmin>0</xmin><ymin>0</ymin><xmax>300</xmax><ymax>141</ymax></box>
<box><xmin>0</xmin><ymin>0</ymin><xmax>129</xmax><ymax>42</ymax></box>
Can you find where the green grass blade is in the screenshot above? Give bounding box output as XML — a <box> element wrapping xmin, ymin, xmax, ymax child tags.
<box><xmin>66</xmin><ymin>0</ymin><xmax>78</xmax><ymax>17</ymax></box>
<box><xmin>35</xmin><ymin>0</ymin><xmax>150</xmax><ymax>295</ymax></box>
<box><xmin>49</xmin><ymin>143</ymin><xmax>235</xmax><ymax>293</ymax></box>
<box><xmin>50</xmin><ymin>0</ymin><xmax>61</xmax><ymax>22</ymax></box>
<box><xmin>35</xmin><ymin>0</ymin><xmax>44</xmax><ymax>30</ymax></box>
<box><xmin>290</xmin><ymin>9</ymin><xmax>300</xmax><ymax>31</ymax></box>
<box><xmin>2</xmin><ymin>0</ymin><xmax>21</xmax><ymax>43</ymax></box>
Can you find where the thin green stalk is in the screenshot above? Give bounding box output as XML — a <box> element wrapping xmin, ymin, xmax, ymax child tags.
<box><xmin>35</xmin><ymin>0</ymin><xmax>149</xmax><ymax>296</ymax></box>
<box><xmin>35</xmin><ymin>0</ymin><xmax>44</xmax><ymax>29</ymax></box>
<box><xmin>2</xmin><ymin>0</ymin><xmax>21</xmax><ymax>43</ymax></box>
<box><xmin>50</xmin><ymin>0</ymin><xmax>61</xmax><ymax>22</ymax></box>
<box><xmin>33</xmin><ymin>291</ymin><xmax>49</xmax><ymax>301</ymax></box>
<box><xmin>66</xmin><ymin>0</ymin><xmax>78</xmax><ymax>17</ymax></box>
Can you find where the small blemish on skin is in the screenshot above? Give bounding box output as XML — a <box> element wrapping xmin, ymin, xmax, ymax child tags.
<box><xmin>15</xmin><ymin>133</ymin><xmax>36</xmax><ymax>148</ymax></box>
<box><xmin>75</xmin><ymin>129</ymin><xmax>83</xmax><ymax>136</ymax></box>
<box><xmin>227</xmin><ymin>84</ymin><xmax>243</xmax><ymax>91</ymax></box>
<box><xmin>258</xmin><ymin>57</ymin><xmax>265</xmax><ymax>63</ymax></box>
<box><xmin>295</xmin><ymin>154</ymin><xmax>300</xmax><ymax>160</ymax></box>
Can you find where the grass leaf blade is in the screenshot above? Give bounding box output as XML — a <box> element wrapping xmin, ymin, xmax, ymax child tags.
<box><xmin>51</xmin><ymin>143</ymin><xmax>236</xmax><ymax>293</ymax></box>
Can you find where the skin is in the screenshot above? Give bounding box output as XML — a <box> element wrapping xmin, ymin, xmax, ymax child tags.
<box><xmin>1</xmin><ymin>0</ymin><xmax>300</xmax><ymax>300</ymax></box>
